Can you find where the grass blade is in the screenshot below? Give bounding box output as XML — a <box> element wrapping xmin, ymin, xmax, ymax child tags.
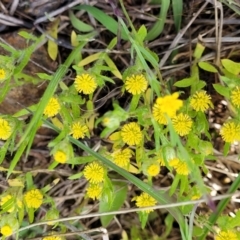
<box><xmin>146</xmin><ymin>0</ymin><xmax>170</xmax><ymax>41</ymax></box>
<box><xmin>172</xmin><ymin>0</ymin><xmax>183</xmax><ymax>31</ymax></box>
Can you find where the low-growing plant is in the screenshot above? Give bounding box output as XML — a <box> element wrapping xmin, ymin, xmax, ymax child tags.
<box><xmin>0</xmin><ymin>1</ymin><xmax>240</xmax><ymax>240</ymax></box>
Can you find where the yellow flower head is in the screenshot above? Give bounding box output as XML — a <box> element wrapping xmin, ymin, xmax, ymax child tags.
<box><xmin>70</xmin><ymin>122</ymin><xmax>88</xmax><ymax>139</ymax></box>
<box><xmin>86</xmin><ymin>183</ymin><xmax>103</xmax><ymax>200</ymax></box>
<box><xmin>121</xmin><ymin>122</ymin><xmax>142</xmax><ymax>146</ymax></box>
<box><xmin>220</xmin><ymin>122</ymin><xmax>240</xmax><ymax>143</ymax></box>
<box><xmin>125</xmin><ymin>74</ymin><xmax>148</xmax><ymax>95</ymax></box>
<box><xmin>43</xmin><ymin>97</ymin><xmax>60</xmax><ymax>118</ymax></box>
<box><xmin>0</xmin><ymin>118</ymin><xmax>12</xmax><ymax>140</ymax></box>
<box><xmin>43</xmin><ymin>236</ymin><xmax>62</xmax><ymax>240</ymax></box>
<box><xmin>231</xmin><ymin>86</ymin><xmax>240</xmax><ymax>108</ymax></box>
<box><xmin>147</xmin><ymin>163</ymin><xmax>160</xmax><ymax>177</ymax></box>
<box><xmin>172</xmin><ymin>113</ymin><xmax>193</xmax><ymax>136</ymax></box>
<box><xmin>74</xmin><ymin>73</ymin><xmax>97</xmax><ymax>94</ymax></box>
<box><xmin>152</xmin><ymin>92</ymin><xmax>183</xmax><ymax>125</ymax></box>
<box><xmin>0</xmin><ymin>225</ymin><xmax>12</xmax><ymax>236</ymax></box>
<box><xmin>215</xmin><ymin>230</ymin><xmax>238</xmax><ymax>240</ymax></box>
<box><xmin>83</xmin><ymin>162</ymin><xmax>104</xmax><ymax>184</ymax></box>
<box><xmin>24</xmin><ymin>189</ymin><xmax>43</xmax><ymax>209</ymax></box>
<box><xmin>190</xmin><ymin>91</ymin><xmax>212</xmax><ymax>112</ymax></box>
<box><xmin>169</xmin><ymin>158</ymin><xmax>189</xmax><ymax>175</ymax></box>
<box><xmin>53</xmin><ymin>150</ymin><xmax>67</xmax><ymax>164</ymax></box>
<box><xmin>133</xmin><ymin>192</ymin><xmax>157</xmax><ymax>213</ymax></box>
<box><xmin>112</xmin><ymin>148</ymin><xmax>132</xmax><ymax>168</ymax></box>
<box><xmin>0</xmin><ymin>68</ymin><xmax>6</xmax><ymax>81</ymax></box>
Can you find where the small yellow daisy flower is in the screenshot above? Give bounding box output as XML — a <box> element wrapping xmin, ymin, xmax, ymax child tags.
<box><xmin>24</xmin><ymin>189</ymin><xmax>43</xmax><ymax>209</ymax></box>
<box><xmin>169</xmin><ymin>158</ymin><xmax>189</xmax><ymax>175</ymax></box>
<box><xmin>112</xmin><ymin>148</ymin><xmax>132</xmax><ymax>168</ymax></box>
<box><xmin>125</xmin><ymin>74</ymin><xmax>148</xmax><ymax>95</ymax></box>
<box><xmin>231</xmin><ymin>87</ymin><xmax>240</xmax><ymax>108</ymax></box>
<box><xmin>172</xmin><ymin>113</ymin><xmax>193</xmax><ymax>136</ymax></box>
<box><xmin>70</xmin><ymin>122</ymin><xmax>88</xmax><ymax>139</ymax></box>
<box><xmin>190</xmin><ymin>90</ymin><xmax>212</xmax><ymax>112</ymax></box>
<box><xmin>121</xmin><ymin>122</ymin><xmax>142</xmax><ymax>146</ymax></box>
<box><xmin>152</xmin><ymin>93</ymin><xmax>183</xmax><ymax>125</ymax></box>
<box><xmin>43</xmin><ymin>97</ymin><xmax>60</xmax><ymax>118</ymax></box>
<box><xmin>86</xmin><ymin>183</ymin><xmax>103</xmax><ymax>200</ymax></box>
<box><xmin>43</xmin><ymin>236</ymin><xmax>62</xmax><ymax>240</ymax></box>
<box><xmin>53</xmin><ymin>150</ymin><xmax>67</xmax><ymax>164</ymax></box>
<box><xmin>0</xmin><ymin>68</ymin><xmax>6</xmax><ymax>81</ymax></box>
<box><xmin>74</xmin><ymin>73</ymin><xmax>97</xmax><ymax>94</ymax></box>
<box><xmin>215</xmin><ymin>230</ymin><xmax>238</xmax><ymax>240</ymax></box>
<box><xmin>220</xmin><ymin>122</ymin><xmax>240</xmax><ymax>143</ymax></box>
<box><xmin>83</xmin><ymin>162</ymin><xmax>104</xmax><ymax>184</ymax></box>
<box><xmin>133</xmin><ymin>192</ymin><xmax>157</xmax><ymax>213</ymax></box>
<box><xmin>0</xmin><ymin>225</ymin><xmax>12</xmax><ymax>236</ymax></box>
<box><xmin>147</xmin><ymin>163</ymin><xmax>160</xmax><ymax>177</ymax></box>
<box><xmin>0</xmin><ymin>118</ymin><xmax>12</xmax><ymax>140</ymax></box>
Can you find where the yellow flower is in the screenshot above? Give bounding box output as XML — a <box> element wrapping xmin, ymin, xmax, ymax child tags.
<box><xmin>83</xmin><ymin>162</ymin><xmax>104</xmax><ymax>184</ymax></box>
<box><xmin>86</xmin><ymin>183</ymin><xmax>103</xmax><ymax>200</ymax></box>
<box><xmin>220</xmin><ymin>122</ymin><xmax>240</xmax><ymax>143</ymax></box>
<box><xmin>147</xmin><ymin>163</ymin><xmax>160</xmax><ymax>177</ymax></box>
<box><xmin>133</xmin><ymin>192</ymin><xmax>157</xmax><ymax>213</ymax></box>
<box><xmin>125</xmin><ymin>74</ymin><xmax>148</xmax><ymax>95</ymax></box>
<box><xmin>70</xmin><ymin>122</ymin><xmax>88</xmax><ymax>139</ymax></box>
<box><xmin>169</xmin><ymin>158</ymin><xmax>189</xmax><ymax>175</ymax></box>
<box><xmin>112</xmin><ymin>148</ymin><xmax>132</xmax><ymax>168</ymax></box>
<box><xmin>53</xmin><ymin>150</ymin><xmax>67</xmax><ymax>164</ymax></box>
<box><xmin>0</xmin><ymin>118</ymin><xmax>12</xmax><ymax>140</ymax></box>
<box><xmin>152</xmin><ymin>92</ymin><xmax>183</xmax><ymax>125</ymax></box>
<box><xmin>215</xmin><ymin>230</ymin><xmax>238</xmax><ymax>240</ymax></box>
<box><xmin>42</xmin><ymin>236</ymin><xmax>62</xmax><ymax>240</ymax></box>
<box><xmin>172</xmin><ymin>113</ymin><xmax>193</xmax><ymax>136</ymax></box>
<box><xmin>231</xmin><ymin>87</ymin><xmax>240</xmax><ymax>108</ymax></box>
<box><xmin>24</xmin><ymin>189</ymin><xmax>43</xmax><ymax>209</ymax></box>
<box><xmin>74</xmin><ymin>73</ymin><xmax>97</xmax><ymax>94</ymax></box>
<box><xmin>190</xmin><ymin>91</ymin><xmax>212</xmax><ymax>112</ymax></box>
<box><xmin>0</xmin><ymin>68</ymin><xmax>6</xmax><ymax>81</ymax></box>
<box><xmin>121</xmin><ymin>122</ymin><xmax>142</xmax><ymax>146</ymax></box>
<box><xmin>43</xmin><ymin>97</ymin><xmax>60</xmax><ymax>117</ymax></box>
<box><xmin>0</xmin><ymin>225</ymin><xmax>12</xmax><ymax>236</ymax></box>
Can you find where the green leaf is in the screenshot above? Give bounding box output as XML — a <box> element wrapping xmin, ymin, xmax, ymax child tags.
<box><xmin>104</xmin><ymin>55</ymin><xmax>122</xmax><ymax>79</ymax></box>
<box><xmin>47</xmin><ymin>18</ymin><xmax>59</xmax><ymax>61</ymax></box>
<box><xmin>100</xmin><ymin>182</ymin><xmax>127</xmax><ymax>227</ymax></box>
<box><xmin>170</xmin><ymin>174</ymin><xmax>180</xmax><ymax>196</ymax></box>
<box><xmin>174</xmin><ymin>77</ymin><xmax>195</xmax><ymax>87</ymax></box>
<box><xmin>213</xmin><ymin>84</ymin><xmax>230</xmax><ymax>98</ymax></box>
<box><xmin>198</xmin><ymin>62</ymin><xmax>218</xmax><ymax>73</ymax></box>
<box><xmin>75</xmin><ymin>5</ymin><xmax>129</xmax><ymax>40</ymax></box>
<box><xmin>221</xmin><ymin>59</ymin><xmax>240</xmax><ymax>75</ymax></box>
<box><xmin>137</xmin><ymin>25</ymin><xmax>147</xmax><ymax>42</ymax></box>
<box><xmin>146</xmin><ymin>0</ymin><xmax>170</xmax><ymax>40</ymax></box>
<box><xmin>195</xmin><ymin>80</ymin><xmax>206</xmax><ymax>91</ymax></box>
<box><xmin>68</xmin><ymin>172</ymin><xmax>83</xmax><ymax>180</ymax></box>
<box><xmin>223</xmin><ymin>142</ymin><xmax>230</xmax><ymax>156</ymax></box>
<box><xmin>69</xmin><ymin>10</ymin><xmax>94</xmax><ymax>32</ymax></box>
<box><xmin>172</xmin><ymin>0</ymin><xmax>183</xmax><ymax>31</ymax></box>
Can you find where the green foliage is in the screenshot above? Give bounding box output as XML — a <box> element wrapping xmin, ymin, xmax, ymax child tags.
<box><xmin>1</xmin><ymin>2</ymin><xmax>240</xmax><ymax>240</ymax></box>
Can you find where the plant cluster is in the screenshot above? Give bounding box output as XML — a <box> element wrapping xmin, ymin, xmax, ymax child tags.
<box><xmin>0</xmin><ymin>2</ymin><xmax>240</xmax><ymax>240</ymax></box>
